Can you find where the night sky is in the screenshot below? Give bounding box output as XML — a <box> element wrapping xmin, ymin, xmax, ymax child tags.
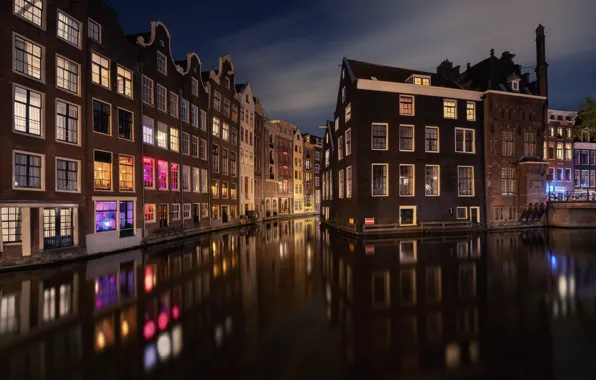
<box><xmin>103</xmin><ymin>0</ymin><xmax>596</xmax><ymax>136</ymax></box>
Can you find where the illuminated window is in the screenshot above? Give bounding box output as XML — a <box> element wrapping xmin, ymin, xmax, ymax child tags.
<box><xmin>117</xmin><ymin>66</ymin><xmax>133</xmax><ymax>98</ymax></box>
<box><xmin>144</xmin><ymin>204</ymin><xmax>156</xmax><ymax>222</ymax></box>
<box><xmin>399</xmin><ymin>95</ymin><xmax>414</xmax><ymax>115</ymax></box>
<box><xmin>399</xmin><ymin>164</ymin><xmax>414</xmax><ymax>196</ymax></box>
<box><xmin>466</xmin><ymin>102</ymin><xmax>475</xmax><ymax>121</ymax></box>
<box><xmin>425</xmin><ymin>165</ymin><xmax>440</xmax><ymax>196</ymax></box>
<box><xmin>14</xmin><ymin>85</ymin><xmax>42</xmax><ymax>136</ymax></box>
<box><xmin>143</xmin><ymin>157</ymin><xmax>155</xmax><ymax>188</ymax></box>
<box><xmin>56</xmin><ymin>55</ymin><xmax>80</xmax><ymax>94</ymax></box>
<box><xmin>455</xmin><ymin>128</ymin><xmax>475</xmax><ymax>153</ymax></box>
<box><xmin>14</xmin><ymin>0</ymin><xmax>44</xmax><ymax>27</ymax></box>
<box><xmin>91</xmin><ymin>52</ymin><xmax>110</xmax><ymax>88</ymax></box>
<box><xmin>212</xmin><ymin>179</ymin><xmax>219</xmax><ymax>198</ymax></box>
<box><xmin>1</xmin><ymin>207</ymin><xmax>22</xmax><ymax>243</ymax></box>
<box><xmin>458</xmin><ymin>166</ymin><xmax>474</xmax><ymax>196</ymax></box>
<box><xmin>119</xmin><ymin>155</ymin><xmax>134</xmax><ymax>191</ymax></box>
<box><xmin>171</xmin><ymin>204</ymin><xmax>180</xmax><ymax>220</ymax></box>
<box><xmin>170</xmin><ymin>163</ymin><xmax>179</xmax><ymax>191</ymax></box>
<box><xmin>213</xmin><ymin>91</ymin><xmax>221</xmax><ymax>111</ymax></box>
<box><xmin>93</xmin><ymin>150</ymin><xmax>112</xmax><ymax>190</ymax></box>
<box><xmin>182</xmin><ymin>165</ymin><xmax>190</xmax><ymax>191</ymax></box>
<box><xmin>57</xmin><ymin>11</ymin><xmax>80</xmax><ymax>47</ymax></box>
<box><xmin>14</xmin><ymin>34</ymin><xmax>43</xmax><ymax>80</ymax></box>
<box><xmin>443</xmin><ymin>99</ymin><xmax>457</xmax><ymax>119</ymax></box>
<box><xmin>212</xmin><ymin>117</ymin><xmax>221</xmax><ymax>137</ymax></box>
<box><xmin>157</xmin><ymin>160</ymin><xmax>168</xmax><ymax>190</ymax></box>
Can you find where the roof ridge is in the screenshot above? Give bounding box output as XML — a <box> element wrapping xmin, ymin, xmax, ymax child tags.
<box><xmin>347</xmin><ymin>58</ymin><xmax>435</xmax><ymax>76</ymax></box>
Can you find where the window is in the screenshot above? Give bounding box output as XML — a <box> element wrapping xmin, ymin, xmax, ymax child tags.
<box><xmin>191</xmin><ymin>77</ymin><xmax>198</xmax><ymax>96</ymax></box>
<box><xmin>181</xmin><ymin>132</ymin><xmax>189</xmax><ymax>155</ymax></box>
<box><xmin>581</xmin><ymin>170</ymin><xmax>590</xmax><ymax>187</ymax></box>
<box><xmin>93</xmin><ymin>99</ymin><xmax>110</xmax><ymax>135</ymax></box>
<box><xmin>14</xmin><ymin>34</ymin><xmax>42</xmax><ymax>80</ymax></box>
<box><xmin>56</xmin><ymin>100</ymin><xmax>78</xmax><ymax>144</ymax></box>
<box><xmin>116</xmin><ymin>155</ymin><xmax>134</xmax><ymax>192</ymax></box>
<box><xmin>443</xmin><ymin>99</ymin><xmax>457</xmax><ymax>119</ymax></box>
<box><xmin>91</xmin><ymin>52</ymin><xmax>110</xmax><ymax>88</ymax></box>
<box><xmin>466</xmin><ymin>102</ymin><xmax>475</xmax><ymax>121</ymax></box>
<box><xmin>183</xmin><ymin>204</ymin><xmax>191</xmax><ymax>219</ymax></box>
<box><xmin>171</xmin><ymin>204</ymin><xmax>180</xmax><ymax>220</ymax></box>
<box><xmin>455</xmin><ymin>128</ymin><xmax>475</xmax><ymax>153</ymax></box>
<box><xmin>181</xmin><ymin>99</ymin><xmax>189</xmax><ymax>122</ymax></box>
<box><xmin>213</xmin><ymin>117</ymin><xmax>221</xmax><ymax>138</ymax></box>
<box><xmin>315</xmin><ymin>164</ymin><xmax>320</xmax><ymax>174</ymax></box>
<box><xmin>372</xmin><ymin>123</ymin><xmax>388</xmax><ymax>150</ymax></box>
<box><xmin>222</xmin><ymin>148</ymin><xmax>228</xmax><ymax>175</ymax></box>
<box><xmin>169</xmin><ymin>128</ymin><xmax>179</xmax><ymax>152</ymax></box>
<box><xmin>334</xmin><ymin>117</ymin><xmax>339</xmax><ymax>131</ymax></box>
<box><xmin>494</xmin><ymin>207</ymin><xmax>503</xmax><ymax>221</ymax></box>
<box><xmin>14</xmin><ymin>0</ymin><xmax>44</xmax><ymax>27</ymax></box>
<box><xmin>88</xmin><ymin>19</ymin><xmax>101</xmax><ymax>42</ymax></box>
<box><xmin>345</xmin><ymin>166</ymin><xmax>352</xmax><ymax>198</ymax></box>
<box><xmin>565</xmin><ymin>143</ymin><xmax>573</xmax><ymax>161</ymax></box>
<box><xmin>142</xmin><ymin>76</ymin><xmax>153</xmax><ymax>105</ymax></box>
<box><xmin>157</xmin><ymin>160</ymin><xmax>168</xmax><ymax>190</ymax></box>
<box><xmin>425</xmin><ymin>126</ymin><xmax>439</xmax><ymax>153</ymax></box>
<box><xmin>212</xmin><ymin>205</ymin><xmax>219</xmax><ymax>220</ymax></box>
<box><xmin>399</xmin><ymin>125</ymin><xmax>414</xmax><ymax>151</ymax></box>
<box><xmin>456</xmin><ymin>207</ymin><xmax>468</xmax><ymax>219</ymax></box>
<box><xmin>221</xmin><ymin>182</ymin><xmax>229</xmax><ymax>198</ymax></box>
<box><xmin>345</xmin><ymin>129</ymin><xmax>352</xmax><ymax>156</ymax></box>
<box><xmin>144</xmin><ymin>204</ymin><xmax>156</xmax><ymax>222</ymax></box>
<box><xmin>556</xmin><ymin>142</ymin><xmax>564</xmax><ymax>160</ymax></box>
<box><xmin>14</xmin><ymin>85</ymin><xmax>42</xmax><ymax>136</ymax></box>
<box><xmin>212</xmin><ymin>145</ymin><xmax>219</xmax><ymax>173</ymax></box>
<box><xmin>229</xmin><ymin>183</ymin><xmax>237</xmax><ymax>199</ymax></box>
<box><xmin>565</xmin><ymin>168</ymin><xmax>572</xmax><ymax>182</ymax></box>
<box><xmin>222</xmin><ymin>123</ymin><xmax>229</xmax><ymax>141</ymax></box>
<box><xmin>157</xmin><ymin>51</ymin><xmax>167</xmax><ymax>75</ymax></box>
<box><xmin>94</xmin><ymin>201</ymin><xmax>117</xmax><ymax>232</ymax></box>
<box><xmin>142</xmin><ymin>116</ymin><xmax>154</xmax><ymax>145</ymax></box>
<box><xmin>524</xmin><ymin>132</ymin><xmax>536</xmax><ymax>156</ymax></box>
<box><xmin>118</xmin><ymin>108</ymin><xmax>133</xmax><ymax>140</ymax></box>
<box><xmin>200</xmin><ymin>109</ymin><xmax>207</xmax><ymax>131</ymax></box>
<box><xmin>56</xmin><ymin>55</ymin><xmax>79</xmax><ymax>94</ymax></box>
<box><xmin>212</xmin><ymin>179</ymin><xmax>219</xmax><ymax>198</ymax></box>
<box><xmin>56</xmin><ymin>158</ymin><xmax>78</xmax><ymax>192</ymax></box>
<box><xmin>399</xmin><ymin>95</ymin><xmax>414</xmax><ymax>115</ymax></box>
<box><xmin>592</xmin><ymin>171</ymin><xmax>596</xmax><ymax>187</ymax></box>
<box><xmin>230</xmin><ymin>152</ymin><xmax>237</xmax><ymax>176</ymax></box>
<box><xmin>500</xmin><ymin>167</ymin><xmax>516</xmax><ymax>195</ymax></box>
<box><xmin>93</xmin><ymin>151</ymin><xmax>112</xmax><ymax>190</ymax></box>
<box><xmin>399</xmin><ymin>164</ymin><xmax>414</xmax><ymax>196</ymax></box>
<box><xmin>502</xmin><ymin>131</ymin><xmax>515</xmax><ymax>156</ymax></box>
<box><xmin>57</xmin><ymin>11</ymin><xmax>80</xmax><ymax>47</ymax></box>
<box><xmin>199</xmin><ymin>139</ymin><xmax>207</xmax><ymax>160</ymax></box>
<box><xmin>338</xmin><ymin>136</ymin><xmax>344</xmax><ymax>160</ymax></box>
<box><xmin>425</xmin><ymin>165</ymin><xmax>439</xmax><ymax>196</ymax></box>
<box><xmin>170</xmin><ymin>164</ymin><xmax>179</xmax><ymax>191</ymax></box>
<box><xmin>117</xmin><ymin>66</ymin><xmax>133</xmax><ymax>98</ymax></box>
<box><xmin>223</xmin><ymin>98</ymin><xmax>230</xmax><ymax>117</ymax></box>
<box><xmin>213</xmin><ymin>91</ymin><xmax>221</xmax><ymax>111</ymax></box>
<box><xmin>192</xmin><ymin>167</ymin><xmax>200</xmax><ymax>192</ymax></box>
<box><xmin>581</xmin><ymin>150</ymin><xmax>590</xmax><ymax>165</ymax></box>
<box><xmin>1</xmin><ymin>206</ymin><xmax>22</xmax><ymax>243</ymax></box>
<box><xmin>457</xmin><ymin>166</ymin><xmax>474</xmax><ymax>196</ymax></box>
<box><xmin>169</xmin><ymin>92</ymin><xmax>179</xmax><ymax>118</ymax></box>
<box><xmin>182</xmin><ymin>166</ymin><xmax>190</xmax><ymax>191</ymax></box>
<box><xmin>232</xmin><ymin>105</ymin><xmax>239</xmax><ymax>122</ymax></box>
<box><xmin>338</xmin><ymin>170</ymin><xmax>345</xmax><ymax>198</ymax></box>
<box><xmin>156</xmin><ymin>84</ymin><xmax>167</xmax><ymax>112</ymax></box>
<box><xmin>345</xmin><ymin>103</ymin><xmax>351</xmax><ymax>122</ymax></box>
<box><xmin>557</xmin><ymin>168</ymin><xmax>564</xmax><ymax>182</ymax></box>
<box><xmin>200</xmin><ymin>169</ymin><xmax>208</xmax><ymax>193</ymax></box>
<box><xmin>190</xmin><ymin>104</ymin><xmax>198</xmax><ymax>127</ymax></box>
<box><xmin>399</xmin><ymin>206</ymin><xmax>416</xmax><ymax>225</ymax></box>
<box><xmin>372</xmin><ymin>164</ymin><xmax>388</xmax><ymax>196</ymax></box>
<box><xmin>143</xmin><ymin>157</ymin><xmax>155</xmax><ymax>188</ymax></box>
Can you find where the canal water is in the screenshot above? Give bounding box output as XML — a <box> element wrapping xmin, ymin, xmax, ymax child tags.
<box><xmin>0</xmin><ymin>217</ymin><xmax>595</xmax><ymax>379</ymax></box>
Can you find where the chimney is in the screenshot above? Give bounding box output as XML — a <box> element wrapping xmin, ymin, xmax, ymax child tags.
<box><xmin>437</xmin><ymin>59</ymin><xmax>453</xmax><ymax>79</ymax></box>
<box><xmin>535</xmin><ymin>24</ymin><xmax>548</xmax><ymax>99</ymax></box>
<box><xmin>521</xmin><ymin>72</ymin><xmax>530</xmax><ymax>84</ymax></box>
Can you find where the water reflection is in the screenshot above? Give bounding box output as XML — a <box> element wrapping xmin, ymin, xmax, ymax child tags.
<box><xmin>0</xmin><ymin>221</ymin><xmax>595</xmax><ymax>379</ymax></box>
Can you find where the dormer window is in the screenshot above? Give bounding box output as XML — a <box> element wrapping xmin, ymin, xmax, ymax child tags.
<box><xmin>509</xmin><ymin>79</ymin><xmax>520</xmax><ymax>92</ymax></box>
<box><xmin>413</xmin><ymin>76</ymin><xmax>430</xmax><ymax>86</ymax></box>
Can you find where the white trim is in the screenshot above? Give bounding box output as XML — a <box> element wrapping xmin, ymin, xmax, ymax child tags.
<box><xmin>371</xmin><ymin>122</ymin><xmax>389</xmax><ymax>151</ymax></box>
<box><xmin>425</xmin><ymin>164</ymin><xmax>441</xmax><ymax>196</ymax></box>
<box><xmin>55</xmin><ymin>97</ymin><xmax>81</xmax><ymax>146</ymax></box>
<box><xmin>425</xmin><ymin>126</ymin><xmax>440</xmax><ymax>153</ymax></box>
<box><xmin>399</xmin><ymin>94</ymin><xmax>415</xmax><ymax>116</ymax></box>
<box><xmin>456</xmin><ymin>206</ymin><xmax>468</xmax><ymax>220</ymax></box>
<box><xmin>156</xmin><ymin>51</ymin><xmax>168</xmax><ymax>75</ymax></box>
<box><xmin>399</xmin><ymin>124</ymin><xmax>415</xmax><ymax>152</ymax></box>
<box><xmin>469</xmin><ymin>206</ymin><xmax>480</xmax><ymax>223</ymax></box>
<box><xmin>92</xmin><ymin>198</ymin><xmax>137</xmax><ymax>235</ymax></box>
<box><xmin>12</xmin><ymin>150</ymin><xmax>46</xmax><ymax>191</ymax></box>
<box><xmin>117</xmin><ymin>106</ymin><xmax>135</xmax><ymax>142</ymax></box>
<box><xmin>457</xmin><ymin>166</ymin><xmax>475</xmax><ymax>197</ymax></box>
<box><xmin>116</xmin><ymin>64</ymin><xmax>134</xmax><ymax>99</ymax></box>
<box><xmin>371</xmin><ymin>163</ymin><xmax>389</xmax><ymax>197</ymax></box>
<box><xmin>91</xmin><ymin>97</ymin><xmax>112</xmax><ymax>136</ymax></box>
<box><xmin>208</xmin><ymin>55</ymin><xmax>236</xmax><ymax>88</ymax></box>
<box><xmin>56</xmin><ymin>9</ymin><xmax>82</xmax><ymax>49</ymax></box>
<box><xmin>55</xmin><ymin>156</ymin><xmax>82</xmax><ymax>193</ymax></box>
<box><xmin>90</xmin><ymin>51</ymin><xmax>111</xmax><ymax>90</ymax></box>
<box><xmin>466</xmin><ymin>101</ymin><xmax>476</xmax><ymax>121</ymax></box>
<box><xmin>357</xmin><ymin>79</ymin><xmax>482</xmax><ymax>101</ymax></box>
<box><xmin>144</xmin><ymin>203</ymin><xmax>157</xmax><ymax>223</ymax></box>
<box><xmin>12</xmin><ymin>82</ymin><xmax>46</xmax><ymax>140</ymax></box>
<box><xmin>88</xmin><ymin>18</ymin><xmax>102</xmax><ymax>44</ymax></box>
<box><xmin>399</xmin><ymin>164</ymin><xmax>415</xmax><ymax>197</ymax></box>
<box><xmin>399</xmin><ymin>206</ymin><xmax>417</xmax><ymax>226</ymax></box>
<box><xmin>443</xmin><ymin>99</ymin><xmax>458</xmax><ymax>119</ymax></box>
<box><xmin>12</xmin><ymin>32</ymin><xmax>46</xmax><ymax>84</ymax></box>
<box><xmin>13</xmin><ymin>0</ymin><xmax>47</xmax><ymax>30</ymax></box>
<box><xmin>454</xmin><ymin>128</ymin><xmax>476</xmax><ymax>154</ymax></box>
<box><xmin>93</xmin><ymin>149</ymin><xmax>114</xmax><ymax>192</ymax></box>
<box><xmin>55</xmin><ymin>53</ymin><xmax>81</xmax><ymax>96</ymax></box>
<box><xmin>118</xmin><ymin>154</ymin><xmax>136</xmax><ymax>192</ymax></box>
<box><xmin>484</xmin><ymin>90</ymin><xmax>546</xmax><ymax>100</ymax></box>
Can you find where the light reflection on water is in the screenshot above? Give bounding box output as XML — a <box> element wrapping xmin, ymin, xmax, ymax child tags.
<box><xmin>0</xmin><ymin>219</ymin><xmax>595</xmax><ymax>379</ymax></box>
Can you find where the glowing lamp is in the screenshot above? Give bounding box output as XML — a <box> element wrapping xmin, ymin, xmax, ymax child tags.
<box><xmin>121</xmin><ymin>320</ymin><xmax>129</xmax><ymax>337</ymax></box>
<box><xmin>172</xmin><ymin>306</ymin><xmax>180</xmax><ymax>320</ymax></box>
<box><xmin>158</xmin><ymin>311</ymin><xmax>169</xmax><ymax>331</ymax></box>
<box><xmin>143</xmin><ymin>320</ymin><xmax>156</xmax><ymax>340</ymax></box>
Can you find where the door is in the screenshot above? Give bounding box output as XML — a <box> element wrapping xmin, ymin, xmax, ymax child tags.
<box><xmin>222</xmin><ymin>206</ymin><xmax>229</xmax><ymax>223</ymax></box>
<box><xmin>470</xmin><ymin>207</ymin><xmax>480</xmax><ymax>224</ymax></box>
<box><xmin>43</xmin><ymin>208</ymin><xmax>73</xmax><ymax>249</ymax></box>
<box><xmin>158</xmin><ymin>204</ymin><xmax>168</xmax><ymax>227</ymax></box>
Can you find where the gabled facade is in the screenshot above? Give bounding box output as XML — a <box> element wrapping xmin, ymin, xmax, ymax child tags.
<box><xmin>271</xmin><ymin>120</ymin><xmax>295</xmax><ymax>215</ymax></box>
<box><xmin>293</xmin><ymin>128</ymin><xmax>304</xmax><ymax>214</ymax></box>
<box><xmin>302</xmin><ymin>133</ymin><xmax>323</xmax><ymax>214</ymax></box>
<box><xmin>254</xmin><ymin>97</ymin><xmax>265</xmax><ymax>217</ymax></box>
<box><xmin>202</xmin><ymin>55</ymin><xmax>240</xmax><ymax>225</ymax></box>
<box><xmin>322</xmin><ymin>58</ymin><xmax>485</xmax><ymax>230</ymax></box>
<box><xmin>264</xmin><ymin>119</ymin><xmax>280</xmax><ymax>215</ymax></box>
<box><xmin>237</xmin><ymin>82</ymin><xmax>255</xmax><ymax>216</ymax></box>
<box><xmin>544</xmin><ymin>109</ymin><xmax>576</xmax><ymax>197</ymax></box>
<box><xmin>573</xmin><ymin>122</ymin><xmax>596</xmax><ymax>196</ymax></box>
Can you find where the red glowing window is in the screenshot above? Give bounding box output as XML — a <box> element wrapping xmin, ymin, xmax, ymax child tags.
<box><xmin>157</xmin><ymin>161</ymin><xmax>168</xmax><ymax>190</ymax></box>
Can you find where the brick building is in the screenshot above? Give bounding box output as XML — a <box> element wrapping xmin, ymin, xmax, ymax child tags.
<box><xmin>544</xmin><ymin>109</ymin><xmax>576</xmax><ymax>197</ymax></box>
<box><xmin>237</xmin><ymin>83</ymin><xmax>255</xmax><ymax>216</ymax></box>
<box><xmin>271</xmin><ymin>120</ymin><xmax>295</xmax><ymax>215</ymax></box>
<box><xmin>293</xmin><ymin>128</ymin><xmax>304</xmax><ymax>214</ymax></box>
<box><xmin>303</xmin><ymin>134</ymin><xmax>315</xmax><ymax>213</ymax></box>
<box><xmin>254</xmin><ymin>97</ymin><xmax>265</xmax><ymax>217</ymax></box>
<box><xmin>263</xmin><ymin>119</ymin><xmax>280</xmax><ymax>215</ymax></box>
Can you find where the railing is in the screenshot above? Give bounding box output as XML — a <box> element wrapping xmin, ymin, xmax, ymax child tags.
<box><xmin>547</xmin><ymin>192</ymin><xmax>596</xmax><ymax>202</ymax></box>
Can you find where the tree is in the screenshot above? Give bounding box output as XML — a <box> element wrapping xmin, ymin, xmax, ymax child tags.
<box><xmin>576</xmin><ymin>97</ymin><xmax>596</xmax><ymax>133</ymax></box>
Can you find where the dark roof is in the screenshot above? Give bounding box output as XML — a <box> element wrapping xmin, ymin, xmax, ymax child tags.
<box><xmin>235</xmin><ymin>83</ymin><xmax>246</xmax><ymax>93</ymax></box>
<box><xmin>346</xmin><ymin>59</ymin><xmax>461</xmax><ymax>89</ymax></box>
<box><xmin>457</xmin><ymin>52</ymin><xmax>540</xmax><ymax>95</ymax></box>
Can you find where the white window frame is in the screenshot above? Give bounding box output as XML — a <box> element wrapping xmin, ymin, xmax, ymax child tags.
<box><xmin>93</xmin><ymin>150</ymin><xmax>113</xmax><ymax>191</ymax></box>
<box><xmin>338</xmin><ymin>169</ymin><xmax>344</xmax><ymax>198</ymax></box>
<box><xmin>118</xmin><ymin>154</ymin><xmax>135</xmax><ymax>192</ymax></box>
<box><xmin>191</xmin><ymin>77</ymin><xmax>199</xmax><ymax>96</ymax></box>
<box><xmin>181</xmin><ymin>99</ymin><xmax>189</xmax><ymax>123</ymax></box>
<box><xmin>334</xmin><ymin>117</ymin><xmax>339</xmax><ymax>131</ymax></box>
<box><xmin>88</xmin><ymin>18</ymin><xmax>101</xmax><ymax>43</ymax></box>
<box><xmin>456</xmin><ymin>207</ymin><xmax>468</xmax><ymax>220</ymax></box>
<box><xmin>156</xmin><ymin>122</ymin><xmax>168</xmax><ymax>149</ymax></box>
<box><xmin>14</xmin><ymin>0</ymin><xmax>46</xmax><ymax>28</ymax></box>
<box><xmin>56</xmin><ymin>10</ymin><xmax>81</xmax><ymax>48</ymax></box>
<box><xmin>183</xmin><ymin>203</ymin><xmax>192</xmax><ymax>220</ymax></box>
<box><xmin>399</xmin><ymin>206</ymin><xmax>417</xmax><ymax>226</ymax></box>
<box><xmin>455</xmin><ymin>128</ymin><xmax>475</xmax><ymax>154</ymax></box>
<box><xmin>371</xmin><ymin>163</ymin><xmax>389</xmax><ymax>197</ymax></box>
<box><xmin>13</xmin><ymin>33</ymin><xmax>45</xmax><ymax>83</ymax></box>
<box><xmin>399</xmin><ymin>124</ymin><xmax>415</xmax><ymax>152</ymax></box>
<box><xmin>457</xmin><ymin>166</ymin><xmax>475</xmax><ymax>197</ymax></box>
<box><xmin>91</xmin><ymin>51</ymin><xmax>110</xmax><ymax>89</ymax></box>
<box><xmin>399</xmin><ymin>164</ymin><xmax>415</xmax><ymax>197</ymax></box>
<box><xmin>142</xmin><ymin>115</ymin><xmax>154</xmax><ymax>145</ymax></box>
<box><xmin>55</xmin><ymin>98</ymin><xmax>79</xmax><ymax>146</ymax></box>
<box><xmin>345</xmin><ymin>129</ymin><xmax>352</xmax><ymax>156</ymax></box>
<box><xmin>200</xmin><ymin>109</ymin><xmax>207</xmax><ymax>130</ymax></box>
<box><xmin>345</xmin><ymin>103</ymin><xmax>351</xmax><ymax>123</ymax></box>
<box><xmin>338</xmin><ymin>136</ymin><xmax>343</xmax><ymax>160</ymax></box>
<box><xmin>169</xmin><ymin>91</ymin><xmax>179</xmax><ymax>118</ymax></box>
<box><xmin>156</xmin><ymin>84</ymin><xmax>167</xmax><ymax>112</ymax></box>
<box><xmin>425</xmin><ymin>126</ymin><xmax>440</xmax><ymax>153</ymax></box>
<box><xmin>171</xmin><ymin>204</ymin><xmax>180</xmax><ymax>220</ymax></box>
<box><xmin>169</xmin><ymin>127</ymin><xmax>179</xmax><ymax>152</ymax></box>
<box><xmin>425</xmin><ymin>165</ymin><xmax>440</xmax><ymax>197</ymax></box>
<box><xmin>144</xmin><ymin>204</ymin><xmax>156</xmax><ymax>223</ymax></box>
<box><xmin>157</xmin><ymin>51</ymin><xmax>167</xmax><ymax>75</ymax></box>
<box><xmin>371</xmin><ymin>122</ymin><xmax>388</xmax><ymax>151</ymax></box>
<box><xmin>13</xmin><ymin>150</ymin><xmax>46</xmax><ymax>191</ymax></box>
<box><xmin>55</xmin><ymin>54</ymin><xmax>80</xmax><ymax>95</ymax></box>
<box><xmin>13</xmin><ymin>83</ymin><xmax>44</xmax><ymax>138</ymax></box>
<box><xmin>142</xmin><ymin>75</ymin><xmax>154</xmax><ymax>106</ymax></box>
<box><xmin>116</xmin><ymin>65</ymin><xmax>133</xmax><ymax>98</ymax></box>
<box><xmin>192</xmin><ymin>167</ymin><xmax>200</xmax><ymax>192</ymax></box>
<box><xmin>443</xmin><ymin>99</ymin><xmax>457</xmax><ymax>119</ymax></box>
<box><xmin>466</xmin><ymin>102</ymin><xmax>476</xmax><ymax>121</ymax></box>
<box><xmin>143</xmin><ymin>157</ymin><xmax>155</xmax><ymax>189</ymax></box>
<box><xmin>399</xmin><ymin>95</ymin><xmax>415</xmax><ymax>116</ymax></box>
<box><xmin>55</xmin><ymin>156</ymin><xmax>81</xmax><ymax>193</ymax></box>
<box><xmin>182</xmin><ymin>165</ymin><xmax>191</xmax><ymax>192</ymax></box>
<box><xmin>346</xmin><ymin>166</ymin><xmax>352</xmax><ymax>198</ymax></box>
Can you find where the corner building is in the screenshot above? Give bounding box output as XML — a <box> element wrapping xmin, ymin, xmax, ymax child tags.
<box><xmin>322</xmin><ymin>58</ymin><xmax>485</xmax><ymax>230</ymax></box>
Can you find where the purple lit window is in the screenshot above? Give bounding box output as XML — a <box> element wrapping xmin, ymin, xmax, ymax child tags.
<box><xmin>120</xmin><ymin>266</ymin><xmax>135</xmax><ymax>299</ymax></box>
<box><xmin>143</xmin><ymin>157</ymin><xmax>154</xmax><ymax>188</ymax></box>
<box><xmin>158</xmin><ymin>161</ymin><xmax>168</xmax><ymax>190</ymax></box>
<box><xmin>95</xmin><ymin>201</ymin><xmax>117</xmax><ymax>232</ymax></box>
<box><xmin>95</xmin><ymin>274</ymin><xmax>118</xmax><ymax>310</ymax></box>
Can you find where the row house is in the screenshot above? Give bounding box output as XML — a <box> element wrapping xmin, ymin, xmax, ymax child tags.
<box><xmin>573</xmin><ymin>127</ymin><xmax>596</xmax><ymax>195</ymax></box>
<box><xmin>302</xmin><ymin>134</ymin><xmax>316</xmax><ymax>213</ymax></box>
<box><xmin>0</xmin><ymin>0</ymin><xmax>89</xmax><ymax>257</ymax></box>
<box><xmin>271</xmin><ymin>120</ymin><xmax>295</xmax><ymax>215</ymax></box>
<box><xmin>263</xmin><ymin>119</ymin><xmax>281</xmax><ymax>215</ymax></box>
<box><xmin>321</xmin><ymin>25</ymin><xmax>549</xmax><ymax>231</ymax></box>
<box><xmin>237</xmin><ymin>83</ymin><xmax>255</xmax><ymax>216</ymax></box>
<box><xmin>546</xmin><ymin>109</ymin><xmax>576</xmax><ymax>197</ymax></box>
<box><xmin>201</xmin><ymin>56</ymin><xmax>241</xmax><ymax>225</ymax></box>
<box><xmin>321</xmin><ymin>58</ymin><xmax>485</xmax><ymax>228</ymax></box>
<box><xmin>310</xmin><ymin>134</ymin><xmax>324</xmax><ymax>213</ymax></box>
<box><xmin>293</xmin><ymin>128</ymin><xmax>304</xmax><ymax>214</ymax></box>
<box><xmin>254</xmin><ymin>97</ymin><xmax>265</xmax><ymax>217</ymax></box>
